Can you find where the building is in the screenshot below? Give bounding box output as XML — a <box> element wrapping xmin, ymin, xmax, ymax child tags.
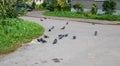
<box><xmin>30</xmin><ymin>0</ymin><xmax>44</xmax><ymax>4</ymax></box>
<box><xmin>71</xmin><ymin>0</ymin><xmax>120</xmax><ymax>10</ymax></box>
<box><xmin>71</xmin><ymin>0</ymin><xmax>120</xmax><ymax>14</ymax></box>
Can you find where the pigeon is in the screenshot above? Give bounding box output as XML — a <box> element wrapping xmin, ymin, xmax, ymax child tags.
<box><xmin>37</xmin><ymin>38</ymin><xmax>47</xmax><ymax>43</ymax></box>
<box><xmin>58</xmin><ymin>35</ymin><xmax>64</xmax><ymax>39</ymax></box>
<box><xmin>53</xmin><ymin>39</ymin><xmax>57</xmax><ymax>44</ymax></box>
<box><xmin>42</xmin><ymin>39</ymin><xmax>47</xmax><ymax>43</ymax></box>
<box><xmin>61</xmin><ymin>26</ymin><xmax>65</xmax><ymax>30</ymax></box>
<box><xmin>40</xmin><ymin>19</ymin><xmax>43</xmax><ymax>21</ymax></box>
<box><xmin>64</xmin><ymin>34</ymin><xmax>68</xmax><ymax>37</ymax></box>
<box><xmin>51</xmin><ymin>26</ymin><xmax>54</xmax><ymax>30</ymax></box>
<box><xmin>52</xmin><ymin>58</ymin><xmax>60</xmax><ymax>63</ymax></box>
<box><xmin>43</xmin><ymin>17</ymin><xmax>47</xmax><ymax>19</ymax></box>
<box><xmin>58</xmin><ymin>34</ymin><xmax>62</xmax><ymax>37</ymax></box>
<box><xmin>37</xmin><ymin>38</ymin><xmax>43</xmax><ymax>42</ymax></box>
<box><xmin>92</xmin><ymin>22</ymin><xmax>95</xmax><ymax>25</ymax></box>
<box><xmin>44</xmin><ymin>35</ymin><xmax>49</xmax><ymax>38</ymax></box>
<box><xmin>66</xmin><ymin>22</ymin><xmax>68</xmax><ymax>25</ymax></box>
<box><xmin>94</xmin><ymin>31</ymin><xmax>98</xmax><ymax>36</ymax></box>
<box><xmin>73</xmin><ymin>36</ymin><xmax>76</xmax><ymax>39</ymax></box>
<box><xmin>48</xmin><ymin>29</ymin><xmax>51</xmax><ymax>32</ymax></box>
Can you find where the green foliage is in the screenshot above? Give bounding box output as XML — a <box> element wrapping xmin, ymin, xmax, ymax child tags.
<box><xmin>84</xmin><ymin>12</ymin><xmax>92</xmax><ymax>17</ymax></box>
<box><xmin>63</xmin><ymin>3</ymin><xmax>70</xmax><ymax>11</ymax></box>
<box><xmin>91</xmin><ymin>3</ymin><xmax>98</xmax><ymax>14</ymax></box>
<box><xmin>35</xmin><ymin>2</ymin><xmax>47</xmax><ymax>10</ymax></box>
<box><xmin>0</xmin><ymin>18</ymin><xmax>44</xmax><ymax>54</ymax></box>
<box><xmin>35</xmin><ymin>4</ymin><xmax>41</xmax><ymax>9</ymax></box>
<box><xmin>42</xmin><ymin>1</ymin><xmax>47</xmax><ymax>8</ymax></box>
<box><xmin>46</xmin><ymin>0</ymin><xmax>57</xmax><ymax>11</ymax></box>
<box><xmin>32</xmin><ymin>1</ymin><xmax>36</xmax><ymax>9</ymax></box>
<box><xmin>73</xmin><ymin>3</ymin><xmax>84</xmax><ymax>13</ymax></box>
<box><xmin>57</xmin><ymin>0</ymin><xmax>65</xmax><ymax>10</ymax></box>
<box><xmin>44</xmin><ymin>11</ymin><xmax>120</xmax><ymax>21</ymax></box>
<box><xmin>0</xmin><ymin>0</ymin><xmax>27</xmax><ymax>18</ymax></box>
<box><xmin>46</xmin><ymin>4</ymin><xmax>55</xmax><ymax>11</ymax></box>
<box><xmin>44</xmin><ymin>11</ymin><xmax>85</xmax><ymax>18</ymax></box>
<box><xmin>102</xmin><ymin>0</ymin><xmax>116</xmax><ymax>14</ymax></box>
<box><xmin>46</xmin><ymin>0</ymin><xmax>70</xmax><ymax>11</ymax></box>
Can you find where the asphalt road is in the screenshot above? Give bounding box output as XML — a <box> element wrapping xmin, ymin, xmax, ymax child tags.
<box><xmin>0</xmin><ymin>16</ymin><xmax>120</xmax><ymax>66</ymax></box>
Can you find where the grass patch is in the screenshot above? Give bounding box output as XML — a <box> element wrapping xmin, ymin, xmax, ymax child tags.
<box><xmin>43</xmin><ymin>11</ymin><xmax>120</xmax><ymax>21</ymax></box>
<box><xmin>0</xmin><ymin>18</ymin><xmax>44</xmax><ymax>54</ymax></box>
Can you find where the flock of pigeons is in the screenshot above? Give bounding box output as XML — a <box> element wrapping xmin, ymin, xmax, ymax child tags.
<box><xmin>37</xmin><ymin>17</ymin><xmax>98</xmax><ymax>44</ymax></box>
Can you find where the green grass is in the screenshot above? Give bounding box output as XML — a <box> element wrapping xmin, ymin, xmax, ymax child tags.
<box><xmin>43</xmin><ymin>11</ymin><xmax>120</xmax><ymax>21</ymax></box>
<box><xmin>0</xmin><ymin>18</ymin><xmax>44</xmax><ymax>54</ymax></box>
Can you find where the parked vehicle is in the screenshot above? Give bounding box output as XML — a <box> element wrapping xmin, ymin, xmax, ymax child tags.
<box><xmin>16</xmin><ymin>2</ymin><xmax>33</xmax><ymax>11</ymax></box>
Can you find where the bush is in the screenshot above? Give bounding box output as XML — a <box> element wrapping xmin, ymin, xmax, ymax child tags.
<box><xmin>57</xmin><ymin>0</ymin><xmax>65</xmax><ymax>11</ymax></box>
<box><xmin>84</xmin><ymin>12</ymin><xmax>92</xmax><ymax>17</ymax></box>
<box><xmin>31</xmin><ymin>1</ymin><xmax>36</xmax><ymax>9</ymax></box>
<box><xmin>91</xmin><ymin>3</ymin><xmax>98</xmax><ymax>14</ymax></box>
<box><xmin>0</xmin><ymin>2</ymin><xmax>27</xmax><ymax>18</ymax></box>
<box><xmin>46</xmin><ymin>4</ymin><xmax>55</xmax><ymax>11</ymax></box>
<box><xmin>102</xmin><ymin>0</ymin><xmax>116</xmax><ymax>14</ymax></box>
<box><xmin>73</xmin><ymin>3</ymin><xmax>84</xmax><ymax>13</ymax></box>
<box><xmin>42</xmin><ymin>1</ymin><xmax>47</xmax><ymax>8</ymax></box>
<box><xmin>63</xmin><ymin>3</ymin><xmax>70</xmax><ymax>11</ymax></box>
<box><xmin>46</xmin><ymin>0</ymin><xmax>57</xmax><ymax>11</ymax></box>
<box><xmin>35</xmin><ymin>4</ymin><xmax>41</xmax><ymax>9</ymax></box>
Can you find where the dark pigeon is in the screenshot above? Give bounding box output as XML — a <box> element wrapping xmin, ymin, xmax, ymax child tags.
<box><xmin>58</xmin><ymin>34</ymin><xmax>62</xmax><ymax>37</ymax></box>
<box><xmin>42</xmin><ymin>39</ymin><xmax>47</xmax><ymax>43</ymax></box>
<box><xmin>92</xmin><ymin>22</ymin><xmax>95</xmax><ymax>25</ymax></box>
<box><xmin>37</xmin><ymin>38</ymin><xmax>47</xmax><ymax>43</ymax></box>
<box><xmin>51</xmin><ymin>26</ymin><xmax>54</xmax><ymax>30</ymax></box>
<box><xmin>44</xmin><ymin>35</ymin><xmax>49</xmax><ymax>38</ymax></box>
<box><xmin>48</xmin><ymin>29</ymin><xmax>51</xmax><ymax>32</ymax></box>
<box><xmin>52</xmin><ymin>58</ymin><xmax>60</xmax><ymax>63</ymax></box>
<box><xmin>66</xmin><ymin>22</ymin><xmax>68</xmax><ymax>25</ymax></box>
<box><xmin>43</xmin><ymin>17</ymin><xmax>47</xmax><ymax>19</ymax></box>
<box><xmin>64</xmin><ymin>34</ymin><xmax>68</xmax><ymax>37</ymax></box>
<box><xmin>58</xmin><ymin>35</ymin><xmax>64</xmax><ymax>39</ymax></box>
<box><xmin>37</xmin><ymin>38</ymin><xmax>43</xmax><ymax>42</ymax></box>
<box><xmin>40</xmin><ymin>19</ymin><xmax>43</xmax><ymax>21</ymax></box>
<box><xmin>94</xmin><ymin>31</ymin><xmax>98</xmax><ymax>36</ymax></box>
<box><xmin>53</xmin><ymin>39</ymin><xmax>57</xmax><ymax>44</ymax></box>
<box><xmin>61</xmin><ymin>26</ymin><xmax>65</xmax><ymax>30</ymax></box>
<box><xmin>73</xmin><ymin>36</ymin><xmax>76</xmax><ymax>39</ymax></box>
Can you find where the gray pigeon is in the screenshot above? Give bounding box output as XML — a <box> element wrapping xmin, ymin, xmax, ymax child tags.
<box><xmin>40</xmin><ymin>19</ymin><xmax>43</xmax><ymax>21</ymax></box>
<box><xmin>94</xmin><ymin>31</ymin><xmax>98</xmax><ymax>36</ymax></box>
<box><xmin>43</xmin><ymin>17</ymin><xmax>47</xmax><ymax>19</ymax></box>
<box><xmin>37</xmin><ymin>38</ymin><xmax>47</xmax><ymax>43</ymax></box>
<box><xmin>66</xmin><ymin>22</ymin><xmax>68</xmax><ymax>25</ymax></box>
<box><xmin>42</xmin><ymin>39</ymin><xmax>47</xmax><ymax>43</ymax></box>
<box><xmin>61</xmin><ymin>26</ymin><xmax>65</xmax><ymax>30</ymax></box>
<box><xmin>37</xmin><ymin>38</ymin><xmax>42</xmax><ymax>42</ymax></box>
<box><xmin>73</xmin><ymin>36</ymin><xmax>76</xmax><ymax>39</ymax></box>
<box><xmin>53</xmin><ymin>39</ymin><xmax>57</xmax><ymax>44</ymax></box>
<box><xmin>58</xmin><ymin>35</ymin><xmax>64</xmax><ymax>39</ymax></box>
<box><xmin>51</xmin><ymin>26</ymin><xmax>54</xmax><ymax>30</ymax></box>
<box><xmin>92</xmin><ymin>22</ymin><xmax>95</xmax><ymax>25</ymax></box>
<box><xmin>64</xmin><ymin>34</ymin><xmax>68</xmax><ymax>37</ymax></box>
<box><xmin>44</xmin><ymin>35</ymin><xmax>49</xmax><ymax>38</ymax></box>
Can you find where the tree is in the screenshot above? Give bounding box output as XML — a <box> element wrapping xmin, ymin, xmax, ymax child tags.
<box><xmin>102</xmin><ymin>0</ymin><xmax>116</xmax><ymax>14</ymax></box>
<box><xmin>0</xmin><ymin>0</ymin><xmax>26</xmax><ymax>18</ymax></box>
<box><xmin>73</xmin><ymin>3</ymin><xmax>83</xmax><ymax>13</ymax></box>
<box><xmin>91</xmin><ymin>3</ymin><xmax>98</xmax><ymax>14</ymax></box>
